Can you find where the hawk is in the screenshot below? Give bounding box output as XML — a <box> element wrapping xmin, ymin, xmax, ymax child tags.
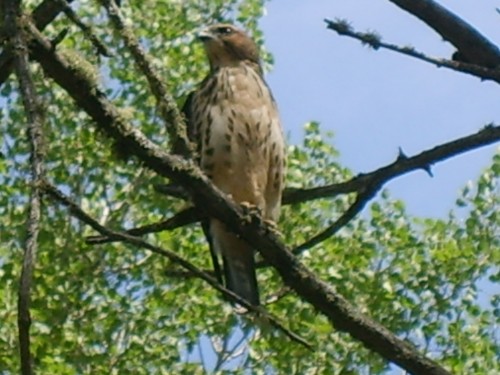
<box><xmin>183</xmin><ymin>24</ymin><xmax>285</xmax><ymax>306</ymax></box>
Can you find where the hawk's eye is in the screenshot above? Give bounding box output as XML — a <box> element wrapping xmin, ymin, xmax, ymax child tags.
<box><xmin>216</xmin><ymin>27</ymin><xmax>233</xmax><ymax>35</ymax></box>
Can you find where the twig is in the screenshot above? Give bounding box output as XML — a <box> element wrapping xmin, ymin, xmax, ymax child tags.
<box><xmin>213</xmin><ymin>328</ymin><xmax>252</xmax><ymax>372</ymax></box>
<box><xmin>56</xmin><ymin>0</ymin><xmax>111</xmax><ymax>57</ymax></box>
<box><xmin>98</xmin><ymin>0</ymin><xmax>192</xmax><ymax>156</ymax></box>
<box><xmin>388</xmin><ymin>0</ymin><xmax>500</xmax><ymax>68</ymax></box>
<box><xmin>324</xmin><ymin>19</ymin><xmax>500</xmax><ymax>84</ymax></box>
<box><xmin>86</xmin><ymin>206</ymin><xmax>201</xmax><ymax>244</ymax></box>
<box><xmin>293</xmin><ymin>189</ymin><xmax>376</xmax><ymax>254</ymax></box>
<box><xmin>4</xmin><ymin>3</ymin><xmax>46</xmax><ymax>375</ymax></box>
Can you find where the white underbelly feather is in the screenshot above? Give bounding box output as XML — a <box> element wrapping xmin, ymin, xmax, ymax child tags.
<box><xmin>195</xmin><ymin>66</ymin><xmax>284</xmax><ymax>212</ymax></box>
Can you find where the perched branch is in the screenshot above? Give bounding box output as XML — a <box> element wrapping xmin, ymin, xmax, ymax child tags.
<box><xmin>388</xmin><ymin>0</ymin><xmax>500</xmax><ymax>68</ymax></box>
<box><xmin>4</xmin><ymin>3</ymin><xmax>46</xmax><ymax>375</ymax></box>
<box><xmin>0</xmin><ymin>0</ymin><xmax>74</xmax><ymax>85</ymax></box>
<box><xmin>98</xmin><ymin>0</ymin><xmax>192</xmax><ymax>156</ymax></box>
<box><xmin>27</xmin><ymin>23</ymin><xmax>451</xmax><ymax>374</ymax></box>
<box><xmin>133</xmin><ymin>125</ymin><xmax>500</xmax><ymax>254</ymax></box>
<box><xmin>324</xmin><ymin>19</ymin><xmax>500</xmax><ymax>84</ymax></box>
<box><xmin>42</xmin><ymin>182</ymin><xmax>312</xmax><ymax>351</ymax></box>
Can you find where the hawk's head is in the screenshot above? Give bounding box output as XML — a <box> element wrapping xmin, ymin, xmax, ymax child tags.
<box><xmin>198</xmin><ymin>24</ymin><xmax>260</xmax><ymax>70</ymax></box>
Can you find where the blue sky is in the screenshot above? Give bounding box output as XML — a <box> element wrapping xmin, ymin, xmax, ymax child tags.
<box><xmin>260</xmin><ymin>0</ymin><xmax>499</xmax><ymax>218</ymax></box>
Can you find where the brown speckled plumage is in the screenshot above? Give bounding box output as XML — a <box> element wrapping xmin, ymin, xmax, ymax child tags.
<box><xmin>185</xmin><ymin>24</ymin><xmax>285</xmax><ymax>305</ymax></box>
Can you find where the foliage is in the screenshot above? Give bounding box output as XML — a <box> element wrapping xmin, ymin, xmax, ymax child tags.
<box><xmin>0</xmin><ymin>0</ymin><xmax>498</xmax><ymax>373</ymax></box>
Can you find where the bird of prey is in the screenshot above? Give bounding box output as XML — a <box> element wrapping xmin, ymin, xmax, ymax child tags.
<box><xmin>183</xmin><ymin>24</ymin><xmax>285</xmax><ymax>306</ymax></box>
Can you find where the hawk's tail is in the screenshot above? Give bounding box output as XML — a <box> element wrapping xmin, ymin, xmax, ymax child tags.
<box><xmin>210</xmin><ymin>220</ymin><xmax>260</xmax><ymax>306</ymax></box>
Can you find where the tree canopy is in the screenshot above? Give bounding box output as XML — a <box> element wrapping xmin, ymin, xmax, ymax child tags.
<box><xmin>0</xmin><ymin>0</ymin><xmax>498</xmax><ymax>374</ymax></box>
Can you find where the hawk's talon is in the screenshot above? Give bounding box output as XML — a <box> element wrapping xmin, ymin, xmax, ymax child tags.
<box><xmin>239</xmin><ymin>202</ymin><xmax>262</xmax><ymax>225</ymax></box>
<box><xmin>240</xmin><ymin>201</ymin><xmax>260</xmax><ymax>214</ymax></box>
<box><xmin>264</xmin><ymin>219</ymin><xmax>283</xmax><ymax>238</ymax></box>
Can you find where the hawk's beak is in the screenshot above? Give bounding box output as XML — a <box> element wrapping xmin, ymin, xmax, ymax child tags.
<box><xmin>197</xmin><ymin>28</ymin><xmax>215</xmax><ymax>42</ymax></box>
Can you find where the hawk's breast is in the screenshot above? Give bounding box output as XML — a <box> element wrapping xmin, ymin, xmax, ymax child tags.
<box><xmin>191</xmin><ymin>63</ymin><xmax>285</xmax><ymax>219</ymax></box>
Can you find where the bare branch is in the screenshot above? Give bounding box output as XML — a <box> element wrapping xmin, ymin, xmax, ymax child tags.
<box><xmin>27</xmin><ymin>23</ymin><xmax>450</xmax><ymax>374</ymax></box>
<box><xmin>284</xmin><ymin>124</ymin><xmax>500</xmax><ymax>205</ymax></box>
<box><xmin>290</xmin><ymin>125</ymin><xmax>499</xmax><ymax>251</ymax></box>
<box><xmin>388</xmin><ymin>0</ymin><xmax>500</xmax><ymax>68</ymax></box>
<box><xmin>324</xmin><ymin>19</ymin><xmax>500</xmax><ymax>83</ymax></box>
<box><xmin>4</xmin><ymin>3</ymin><xmax>46</xmax><ymax>374</ymax></box>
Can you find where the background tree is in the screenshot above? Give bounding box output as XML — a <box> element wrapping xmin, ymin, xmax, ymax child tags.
<box><xmin>0</xmin><ymin>0</ymin><xmax>498</xmax><ymax>374</ymax></box>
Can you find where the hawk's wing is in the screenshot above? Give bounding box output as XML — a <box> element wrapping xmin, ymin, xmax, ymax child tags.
<box><xmin>181</xmin><ymin>90</ymin><xmax>224</xmax><ymax>286</ymax></box>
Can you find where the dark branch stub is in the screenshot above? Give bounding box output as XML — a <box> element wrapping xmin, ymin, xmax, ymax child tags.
<box><xmin>85</xmin><ymin>207</ymin><xmax>202</xmax><ymax>244</ymax></box>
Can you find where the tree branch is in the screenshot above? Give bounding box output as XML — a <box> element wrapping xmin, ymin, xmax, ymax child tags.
<box><xmin>293</xmin><ymin>189</ymin><xmax>376</xmax><ymax>255</ymax></box>
<box><xmin>324</xmin><ymin>19</ymin><xmax>500</xmax><ymax>84</ymax></box>
<box><xmin>86</xmin><ymin>206</ymin><xmax>201</xmax><ymax>244</ymax></box>
<box><xmin>387</xmin><ymin>0</ymin><xmax>500</xmax><ymax>68</ymax></box>
<box><xmin>292</xmin><ymin>125</ymin><xmax>499</xmax><ymax>251</ymax></box>
<box><xmin>142</xmin><ymin>125</ymin><xmax>500</xmax><ymax>246</ymax></box>
<box><xmin>42</xmin><ymin>182</ymin><xmax>312</xmax><ymax>351</ymax></box>
<box><xmin>26</xmin><ymin>23</ymin><xmax>451</xmax><ymax>374</ymax></box>
<box><xmin>98</xmin><ymin>0</ymin><xmax>192</xmax><ymax>155</ymax></box>
<box><xmin>284</xmin><ymin>124</ymin><xmax>500</xmax><ymax>206</ymax></box>
<box><xmin>55</xmin><ymin>0</ymin><xmax>111</xmax><ymax>57</ymax></box>
<box><xmin>4</xmin><ymin>3</ymin><xmax>46</xmax><ymax>374</ymax></box>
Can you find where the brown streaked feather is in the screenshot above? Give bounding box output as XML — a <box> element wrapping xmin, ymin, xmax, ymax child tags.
<box><xmin>186</xmin><ymin>24</ymin><xmax>285</xmax><ymax>306</ymax></box>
